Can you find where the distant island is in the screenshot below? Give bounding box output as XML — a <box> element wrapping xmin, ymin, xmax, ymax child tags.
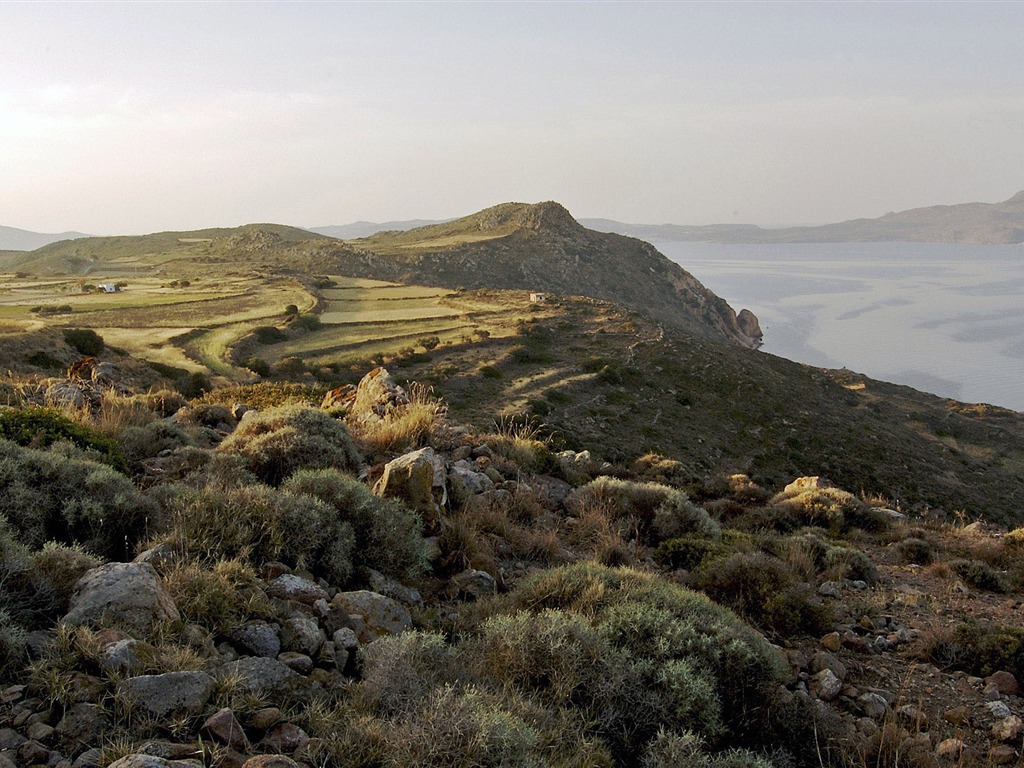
<box><xmin>581</xmin><ymin>190</ymin><xmax>1024</xmax><ymax>245</ymax></box>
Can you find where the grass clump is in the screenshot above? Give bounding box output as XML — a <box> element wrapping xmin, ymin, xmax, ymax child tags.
<box><xmin>162</xmin><ymin>559</ymin><xmax>273</xmax><ymax>635</ymax></box>
<box><xmin>217</xmin><ymin>405</ymin><xmax>361</xmax><ymax>485</ymax></box>
<box><xmin>948</xmin><ymin>558</ymin><xmax>1008</xmax><ymax>593</ymax></box>
<box><xmin>925</xmin><ymin>621</ymin><xmax>1024</xmax><ymax>680</ymax></box>
<box><xmin>199</xmin><ymin>382</ymin><xmax>325</xmax><ymax>410</ymax></box>
<box><xmin>282</xmin><ymin>468</ymin><xmax>428</xmax><ymax>583</ymax></box>
<box><xmin>568</xmin><ymin>477</ymin><xmax>719</xmax><ymax>547</ymax></box>
<box><xmin>657</xmin><ymin>534</ymin><xmax>731</xmax><ymax>571</ymax></box>
<box><xmin>162</xmin><ymin>483</ymin><xmax>355</xmax><ymax>585</ymax></box>
<box><xmin>346</xmin><ymin>382</ymin><xmax>447</xmax><ymax>458</ymax></box>
<box><xmin>896</xmin><ymin>536</ymin><xmax>935</xmax><ymax>565</ymax></box>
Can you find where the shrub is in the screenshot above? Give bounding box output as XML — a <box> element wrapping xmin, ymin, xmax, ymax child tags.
<box><xmin>253</xmin><ymin>326</ymin><xmax>287</xmax><ymax>344</ymax></box>
<box><xmin>479</xmin><ymin>365</ymin><xmax>502</xmax><ymax>379</ymax></box>
<box><xmin>0</xmin><ymin>407</ymin><xmax>125</xmax><ymax>469</ymax></box>
<box><xmin>198</xmin><ymin>382</ymin><xmax>324</xmax><ymax>411</ymax></box>
<box><xmin>822</xmin><ymin>543</ymin><xmax>878</xmax><ymax>584</ymax></box>
<box><xmin>656</xmin><ymin>535</ymin><xmax>731</xmax><ymax>571</ymax></box>
<box><xmin>948</xmin><ymin>558</ymin><xmax>1008</xmax><ymax>592</ymax></box>
<box><xmin>163</xmin><ymin>483</ymin><xmax>355</xmax><ymax>585</ymax></box>
<box><xmin>359</xmin><ymin>631</ymin><xmax>458</xmax><ymax>714</ymax></box>
<box><xmin>177</xmin><ymin>371</ymin><xmax>212</xmax><ymax>399</ymax></box>
<box><xmin>243</xmin><ymin>356</ymin><xmax>271</xmax><ymax>377</ymax></box>
<box><xmin>925</xmin><ymin>621</ymin><xmax>1024</xmax><ymax>680</ymax></box>
<box><xmin>62</xmin><ymin>328</ymin><xmax>104</xmax><ymax>356</ymax></box>
<box><xmin>274</xmin><ymin>356</ymin><xmax>306</xmax><ymax>377</ymax></box>
<box><xmin>282</xmin><ymin>469</ymin><xmax>427</xmax><ymax>582</ymax></box>
<box><xmin>896</xmin><ymin>537</ymin><xmax>935</xmax><ymax>565</ymax></box>
<box><xmin>118</xmin><ymin>420</ymin><xmax>196</xmax><ymax>472</ymax></box>
<box><xmin>642</xmin><ymin>730</ymin><xmax>775</xmax><ymax>768</ymax></box>
<box><xmin>488</xmin><ymin>563</ymin><xmax>788</xmax><ymax>755</ymax></box>
<box><xmin>217</xmin><ymin>405</ymin><xmax>362</xmax><ymax>486</ymax></box>
<box><xmin>568</xmin><ymin>477</ymin><xmax>719</xmax><ymax>546</ymax></box>
<box><xmin>0</xmin><ymin>440</ymin><xmax>151</xmax><ymax>558</ymax></box>
<box><xmin>694</xmin><ymin>552</ymin><xmax>832</xmax><ymax>637</ymax></box>
<box><xmin>768</xmin><ymin>485</ymin><xmax>866</xmax><ymax>533</ymax></box>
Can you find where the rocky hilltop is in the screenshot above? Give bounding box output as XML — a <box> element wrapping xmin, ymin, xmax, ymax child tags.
<box><xmin>324</xmin><ymin>202</ymin><xmax>762</xmax><ymax>348</ymax></box>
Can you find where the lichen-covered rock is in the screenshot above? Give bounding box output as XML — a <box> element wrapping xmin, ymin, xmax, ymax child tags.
<box><xmin>231</xmin><ymin>621</ymin><xmax>281</xmax><ymax>659</ymax></box>
<box><xmin>62</xmin><ymin>562</ymin><xmax>180</xmax><ymax>634</ymax></box>
<box><xmin>784</xmin><ymin>476</ymin><xmax>835</xmax><ymax>493</ymax></box>
<box><xmin>279</xmin><ymin>616</ymin><xmax>324</xmax><ymax>657</ymax></box>
<box><xmin>266</xmin><ymin>575</ymin><xmax>328</xmax><ymax>605</ymax></box>
<box><xmin>116</xmin><ymin>671</ymin><xmax>216</xmax><ymax>719</ymax></box>
<box><xmin>372</xmin><ymin>447</ymin><xmax>447</xmax><ymax>519</ymax></box>
<box><xmin>330</xmin><ymin>590</ymin><xmax>411</xmax><ymax>643</ymax></box>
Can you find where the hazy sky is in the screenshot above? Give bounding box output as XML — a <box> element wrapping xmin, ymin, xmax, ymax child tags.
<box><xmin>3</xmin><ymin>2</ymin><xmax>1024</xmax><ymax>234</ymax></box>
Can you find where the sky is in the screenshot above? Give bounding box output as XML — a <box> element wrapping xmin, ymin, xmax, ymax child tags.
<box><xmin>2</xmin><ymin>2</ymin><xmax>1024</xmax><ymax>235</ymax></box>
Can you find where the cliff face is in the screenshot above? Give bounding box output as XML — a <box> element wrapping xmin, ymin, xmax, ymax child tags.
<box><xmin>331</xmin><ymin>202</ymin><xmax>762</xmax><ymax>348</ymax></box>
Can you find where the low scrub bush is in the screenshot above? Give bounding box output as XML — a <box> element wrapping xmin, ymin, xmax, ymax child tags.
<box><xmin>486</xmin><ymin>563</ymin><xmax>789</xmax><ymax>758</ymax></box>
<box><xmin>694</xmin><ymin>551</ymin><xmax>832</xmax><ymax>637</ymax></box>
<box><xmin>29</xmin><ymin>541</ymin><xmax>102</xmax><ymax>615</ymax></box>
<box><xmin>282</xmin><ymin>469</ymin><xmax>428</xmax><ymax>582</ymax></box>
<box><xmin>896</xmin><ymin>537</ymin><xmax>935</xmax><ymax>565</ymax></box>
<box><xmin>199</xmin><ymin>382</ymin><xmax>325</xmax><ymax>410</ymax></box>
<box><xmin>769</xmin><ymin>486</ymin><xmax>861</xmax><ymax>532</ymax></box>
<box><xmin>0</xmin><ymin>608</ymin><xmax>28</xmax><ymax>680</ymax></box>
<box><xmin>62</xmin><ymin>328</ymin><xmax>104</xmax><ymax>356</ymax></box>
<box><xmin>568</xmin><ymin>477</ymin><xmax>719</xmax><ymax>546</ymax></box>
<box><xmin>925</xmin><ymin>621</ymin><xmax>1024</xmax><ymax>680</ymax></box>
<box><xmin>948</xmin><ymin>558</ymin><xmax>1008</xmax><ymax>592</ymax></box>
<box><xmin>0</xmin><ymin>439</ymin><xmax>150</xmax><ymax>558</ymax></box>
<box><xmin>0</xmin><ymin>407</ymin><xmax>125</xmax><ymax>469</ymax></box>
<box><xmin>163</xmin><ymin>483</ymin><xmax>355</xmax><ymax>585</ymax></box>
<box><xmin>253</xmin><ymin>326</ymin><xmax>287</xmax><ymax>344</ymax></box>
<box><xmin>118</xmin><ymin>420</ymin><xmax>197</xmax><ymax>472</ymax></box>
<box><xmin>218</xmin><ymin>405</ymin><xmax>362</xmax><ymax>485</ymax></box>
<box><xmin>657</xmin><ymin>535</ymin><xmax>731</xmax><ymax>571</ymax></box>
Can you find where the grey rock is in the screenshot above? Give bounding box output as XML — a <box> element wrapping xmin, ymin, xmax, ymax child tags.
<box><xmin>372</xmin><ymin>447</ymin><xmax>447</xmax><ymax>520</ymax></box>
<box><xmin>201</xmin><ymin>708</ymin><xmax>249</xmax><ymax>751</ymax></box>
<box><xmin>231</xmin><ymin>621</ymin><xmax>281</xmax><ymax>659</ymax></box>
<box><xmin>277</xmin><ymin>652</ymin><xmax>314</xmax><ymax>675</ymax></box>
<box><xmin>331</xmin><ymin>591</ymin><xmax>411</xmax><ymax>643</ymax></box>
<box><xmin>71</xmin><ymin>747</ymin><xmax>102</xmax><ymax>768</ymax></box>
<box><xmin>62</xmin><ymin>562</ymin><xmax>179</xmax><ymax>635</ymax></box>
<box><xmin>0</xmin><ymin>728</ymin><xmax>26</xmax><ymax>750</ymax></box>
<box><xmin>818</xmin><ymin>581</ymin><xmax>842</xmax><ymax>598</ymax></box>
<box><xmin>100</xmin><ymin>639</ymin><xmax>151</xmax><ymax>675</ymax></box>
<box><xmin>55</xmin><ymin>703</ymin><xmax>109</xmax><ymax>750</ymax></box>
<box><xmin>858</xmin><ymin>692</ymin><xmax>889</xmax><ymax>719</ymax></box>
<box><xmin>366</xmin><ymin>569</ymin><xmax>422</xmax><ymax>606</ymax></box>
<box><xmin>279</xmin><ymin>616</ymin><xmax>324</xmax><ymax>657</ymax></box>
<box><xmin>116</xmin><ymin>671</ymin><xmax>216</xmax><ymax>719</ymax></box>
<box><xmin>809</xmin><ymin>651</ymin><xmax>846</xmax><ymax>682</ymax></box>
<box><xmin>266</xmin><ymin>575</ymin><xmax>328</xmax><ymax>605</ymax></box>
<box><xmin>450</xmin><ymin>569</ymin><xmax>497</xmax><ymax>599</ymax></box>
<box><xmin>810</xmin><ymin>669</ymin><xmax>842</xmax><ymax>701</ymax></box>
<box><xmin>988</xmin><ymin>700</ymin><xmax>1014</xmax><ymax>719</ymax></box>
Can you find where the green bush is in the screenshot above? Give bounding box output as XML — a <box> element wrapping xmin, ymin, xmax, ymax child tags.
<box><xmin>253</xmin><ymin>326</ymin><xmax>287</xmax><ymax>344</ymax></box>
<box><xmin>177</xmin><ymin>371</ymin><xmax>212</xmax><ymax>399</ymax></box>
<box><xmin>360</xmin><ymin>631</ymin><xmax>458</xmax><ymax>714</ymax></box>
<box><xmin>657</xmin><ymin>535</ymin><xmax>731</xmax><ymax>571</ymax></box>
<box><xmin>164</xmin><ymin>483</ymin><xmax>355</xmax><ymax>585</ymax></box>
<box><xmin>243</xmin><ymin>356</ymin><xmax>272</xmax><ymax>377</ymax></box>
<box><xmin>29</xmin><ymin>541</ymin><xmax>102</xmax><ymax>615</ymax></box>
<box><xmin>949</xmin><ymin>558</ymin><xmax>1008</xmax><ymax>593</ymax></box>
<box><xmin>274</xmin><ymin>356</ymin><xmax>306</xmax><ymax>377</ymax></box>
<box><xmin>694</xmin><ymin>552</ymin><xmax>832</xmax><ymax>637</ymax></box>
<box><xmin>198</xmin><ymin>382</ymin><xmax>324</xmax><ymax>411</ymax></box>
<box><xmin>0</xmin><ymin>608</ymin><xmax>28</xmax><ymax>681</ymax></box>
<box><xmin>896</xmin><ymin>537</ymin><xmax>935</xmax><ymax>565</ymax></box>
<box><xmin>642</xmin><ymin>730</ymin><xmax>775</xmax><ymax>768</ymax></box>
<box><xmin>62</xmin><ymin>328</ymin><xmax>105</xmax><ymax>356</ymax></box>
<box><xmin>485</xmin><ymin>563</ymin><xmax>788</xmax><ymax>758</ymax></box>
<box><xmin>118</xmin><ymin>420</ymin><xmax>197</xmax><ymax>471</ymax></box>
<box><xmin>217</xmin><ymin>405</ymin><xmax>362</xmax><ymax>486</ymax></box>
<box><xmin>479</xmin><ymin>365</ymin><xmax>502</xmax><ymax>379</ymax></box>
<box><xmin>282</xmin><ymin>469</ymin><xmax>427</xmax><ymax>583</ymax></box>
<box><xmin>0</xmin><ymin>440</ymin><xmax>150</xmax><ymax>558</ymax></box>
<box><xmin>927</xmin><ymin>621</ymin><xmax>1024</xmax><ymax>680</ymax></box>
<box><xmin>568</xmin><ymin>477</ymin><xmax>719</xmax><ymax>546</ymax></box>
<box><xmin>0</xmin><ymin>408</ymin><xmax>125</xmax><ymax>469</ymax></box>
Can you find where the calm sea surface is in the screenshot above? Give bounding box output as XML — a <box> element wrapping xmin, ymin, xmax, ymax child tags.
<box><xmin>656</xmin><ymin>241</ymin><xmax>1024</xmax><ymax>412</ymax></box>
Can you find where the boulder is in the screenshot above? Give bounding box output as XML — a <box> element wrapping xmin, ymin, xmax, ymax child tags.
<box><xmin>330</xmin><ymin>590</ymin><xmax>411</xmax><ymax>643</ymax></box>
<box><xmin>990</xmin><ymin>745</ymin><xmax>1018</xmax><ymax>765</ymax></box>
<box><xmin>62</xmin><ymin>562</ymin><xmax>180</xmax><ymax>635</ymax></box>
<box><xmin>736</xmin><ymin>309</ymin><xmax>762</xmax><ymax>343</ymax></box>
<box><xmin>935</xmin><ymin>739</ymin><xmax>967</xmax><ymax>760</ymax></box>
<box><xmin>232</xmin><ymin>621</ymin><xmax>281</xmax><ymax>659</ymax></box>
<box><xmin>784</xmin><ymin>476</ymin><xmax>835</xmax><ymax>494</ymax></box>
<box><xmin>449</xmin><ymin>461</ymin><xmax>494</xmax><ymax>498</ymax></box>
<box><xmin>55</xmin><ymin>702</ymin><xmax>109</xmax><ymax>751</ymax></box>
<box><xmin>202</xmin><ymin>708</ymin><xmax>249</xmax><ymax>751</ymax></box>
<box><xmin>372</xmin><ymin>447</ymin><xmax>447</xmax><ymax>521</ymax></box>
<box><xmin>810</xmin><ymin>669</ymin><xmax>842</xmax><ymax>701</ymax></box>
<box><xmin>993</xmin><ymin>715</ymin><xmax>1023</xmax><ymax>742</ymax></box>
<box><xmin>320</xmin><ymin>384</ymin><xmax>357</xmax><ymax>411</ymax></box>
<box><xmin>857</xmin><ymin>692</ymin><xmax>888</xmax><ymax>720</ymax></box>
<box><xmin>100</xmin><ymin>638</ymin><xmax>153</xmax><ymax>675</ymax></box>
<box><xmin>107</xmin><ymin>757</ymin><xmax>197</xmax><ymax>768</ymax></box>
<box><xmin>351</xmin><ymin>368</ymin><xmax>407</xmax><ymax>421</ymax></box>
<box><xmin>116</xmin><ymin>671</ymin><xmax>216</xmax><ymax>719</ymax></box>
<box><xmin>988</xmin><ymin>671</ymin><xmax>1020</xmax><ymax>696</ymax></box>
<box><xmin>451</xmin><ymin>569</ymin><xmax>498</xmax><ymax>600</ymax></box>
<box><xmin>810</xmin><ymin>651</ymin><xmax>846</xmax><ymax>681</ymax></box>
<box><xmin>366</xmin><ymin>569</ymin><xmax>422</xmax><ymax>606</ymax></box>
<box><xmin>260</xmin><ymin>722</ymin><xmax>309</xmax><ymax>754</ymax></box>
<box><xmin>45</xmin><ymin>381</ymin><xmax>88</xmax><ymax>410</ymax></box>
<box><xmin>241</xmin><ymin>756</ymin><xmax>299</xmax><ymax>768</ymax></box>
<box><xmin>279</xmin><ymin>616</ymin><xmax>324</xmax><ymax>657</ymax></box>
<box><xmin>266</xmin><ymin>575</ymin><xmax>328</xmax><ymax>605</ymax></box>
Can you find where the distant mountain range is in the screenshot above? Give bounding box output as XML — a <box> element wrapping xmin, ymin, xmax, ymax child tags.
<box><xmin>582</xmin><ymin>191</ymin><xmax>1024</xmax><ymax>245</ymax></box>
<box><xmin>0</xmin><ymin>225</ymin><xmax>89</xmax><ymax>252</ymax></box>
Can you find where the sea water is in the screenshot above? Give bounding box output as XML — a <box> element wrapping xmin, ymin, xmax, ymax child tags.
<box><xmin>656</xmin><ymin>241</ymin><xmax>1024</xmax><ymax>412</ymax></box>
